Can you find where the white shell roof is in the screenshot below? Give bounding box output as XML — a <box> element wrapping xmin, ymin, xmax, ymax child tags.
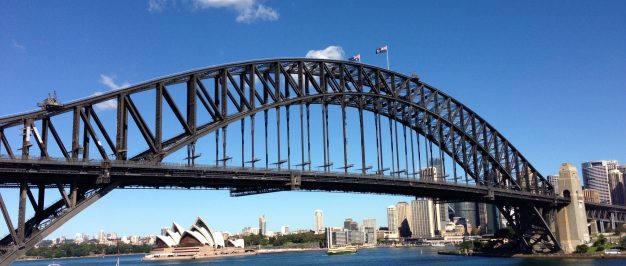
<box><xmin>192</xmin><ymin>225</ymin><xmax>215</xmax><ymax>246</ymax></box>
<box><xmin>172</xmin><ymin>222</ymin><xmax>185</xmax><ymax>235</ymax></box>
<box><xmin>229</xmin><ymin>239</ymin><xmax>245</xmax><ymax>248</ymax></box>
<box><xmin>156</xmin><ymin>235</ymin><xmax>176</xmax><ymax>247</ymax></box>
<box><xmin>181</xmin><ymin>230</ymin><xmax>209</xmax><ymax>245</ymax></box>
<box><xmin>165</xmin><ymin>229</ymin><xmax>181</xmax><ymax>244</ymax></box>
<box><xmin>212</xmin><ymin>231</ymin><xmax>225</xmax><ymax>247</ymax></box>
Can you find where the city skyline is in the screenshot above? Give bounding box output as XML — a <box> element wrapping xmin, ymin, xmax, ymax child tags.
<box><xmin>0</xmin><ymin>0</ymin><xmax>625</xmax><ymax>241</ymax></box>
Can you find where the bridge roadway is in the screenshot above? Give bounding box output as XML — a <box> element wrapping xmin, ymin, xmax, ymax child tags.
<box><xmin>0</xmin><ymin>158</ymin><xmax>569</xmax><ymax>207</ymax></box>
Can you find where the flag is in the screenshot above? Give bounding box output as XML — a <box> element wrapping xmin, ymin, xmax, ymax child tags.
<box><xmin>349</xmin><ymin>54</ymin><xmax>361</xmax><ymax>62</ymax></box>
<box><xmin>375</xmin><ymin>45</ymin><xmax>388</xmax><ymax>54</ymax></box>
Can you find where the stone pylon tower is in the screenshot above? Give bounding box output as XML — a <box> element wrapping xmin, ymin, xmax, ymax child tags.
<box><xmin>556</xmin><ymin>163</ymin><xmax>590</xmax><ymax>253</ymax></box>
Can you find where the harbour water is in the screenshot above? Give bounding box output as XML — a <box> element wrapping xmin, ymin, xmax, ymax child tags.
<box><xmin>12</xmin><ymin>247</ymin><xmax>626</xmax><ymax>266</ymax></box>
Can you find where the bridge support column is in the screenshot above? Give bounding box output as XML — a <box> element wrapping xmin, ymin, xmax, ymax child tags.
<box><xmin>555</xmin><ymin>163</ymin><xmax>590</xmax><ymax>253</ymax></box>
<box><xmin>599</xmin><ymin>221</ymin><xmax>606</xmax><ymax>233</ymax></box>
<box><xmin>589</xmin><ymin>219</ymin><xmax>599</xmax><ymax>237</ymax></box>
<box><xmin>610</xmin><ymin>213</ymin><xmax>616</xmax><ymax>231</ymax></box>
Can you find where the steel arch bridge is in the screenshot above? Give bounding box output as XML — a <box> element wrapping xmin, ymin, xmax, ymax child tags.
<box><xmin>0</xmin><ymin>58</ymin><xmax>570</xmax><ymax>263</ymax></box>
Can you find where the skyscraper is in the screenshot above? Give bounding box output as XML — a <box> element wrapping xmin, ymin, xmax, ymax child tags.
<box><xmin>314</xmin><ymin>209</ymin><xmax>324</xmax><ymax>234</ymax></box>
<box><xmin>420</xmin><ymin>163</ymin><xmax>448</xmax><ymax>231</ymax></box>
<box><xmin>387</xmin><ymin>205</ymin><xmax>398</xmax><ymax>235</ymax></box>
<box><xmin>362</xmin><ymin>218</ymin><xmax>377</xmax><ymax>245</ymax></box>
<box><xmin>410</xmin><ymin>198</ymin><xmax>436</xmax><ymax>238</ymax></box>
<box><xmin>548</xmin><ymin>174</ymin><xmax>559</xmax><ymax>195</ymax></box>
<box><xmin>363</xmin><ymin>218</ymin><xmax>376</xmax><ymax>229</ymax></box>
<box><xmin>344</xmin><ymin>218</ymin><xmax>358</xmax><ymax>230</ymax></box>
<box><xmin>582</xmin><ymin>160</ymin><xmax>619</xmax><ymax>204</ymax></box>
<box><xmin>608</xmin><ymin>168</ymin><xmax>625</xmax><ymax>205</ymax></box>
<box><xmin>453</xmin><ymin>202</ymin><xmax>477</xmax><ymax>233</ymax></box>
<box><xmin>259</xmin><ymin>215</ymin><xmax>266</xmax><ymax>236</ymax></box>
<box><xmin>396</xmin><ymin>202</ymin><xmax>411</xmax><ymax>237</ymax></box>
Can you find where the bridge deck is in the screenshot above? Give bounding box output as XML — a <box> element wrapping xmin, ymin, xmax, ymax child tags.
<box><xmin>0</xmin><ymin>159</ymin><xmax>568</xmax><ymax>207</ymax></box>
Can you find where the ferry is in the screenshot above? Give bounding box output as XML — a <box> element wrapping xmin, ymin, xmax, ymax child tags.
<box><xmin>326</xmin><ymin>245</ymin><xmax>358</xmax><ymax>255</ymax></box>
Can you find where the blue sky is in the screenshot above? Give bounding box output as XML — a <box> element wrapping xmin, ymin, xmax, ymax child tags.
<box><xmin>0</xmin><ymin>0</ymin><xmax>625</xmax><ymax>239</ymax></box>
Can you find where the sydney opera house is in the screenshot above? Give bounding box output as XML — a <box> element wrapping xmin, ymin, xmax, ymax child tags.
<box><xmin>145</xmin><ymin>217</ymin><xmax>251</xmax><ymax>261</ymax></box>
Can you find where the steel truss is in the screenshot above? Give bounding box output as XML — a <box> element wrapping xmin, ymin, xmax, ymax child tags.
<box><xmin>497</xmin><ymin>204</ymin><xmax>560</xmax><ymax>253</ymax></box>
<box><xmin>586</xmin><ymin>202</ymin><xmax>626</xmax><ymax>223</ymax></box>
<box><xmin>0</xmin><ymin>181</ymin><xmax>118</xmax><ymax>265</ymax></box>
<box><xmin>0</xmin><ymin>59</ymin><xmax>568</xmax><ymax>262</ymax></box>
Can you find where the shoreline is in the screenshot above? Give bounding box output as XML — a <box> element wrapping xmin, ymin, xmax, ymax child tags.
<box><xmin>18</xmin><ymin>252</ymin><xmax>144</xmax><ymax>261</ymax></box>
<box><xmin>513</xmin><ymin>253</ymin><xmax>626</xmax><ymax>259</ymax></box>
<box><xmin>18</xmin><ymin>247</ymin><xmax>325</xmax><ymax>261</ymax></box>
<box><xmin>256</xmin><ymin>247</ymin><xmax>323</xmax><ymax>254</ymax></box>
<box><xmin>438</xmin><ymin>251</ymin><xmax>626</xmax><ymax>259</ymax></box>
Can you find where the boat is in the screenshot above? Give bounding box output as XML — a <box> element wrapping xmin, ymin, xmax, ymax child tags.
<box><xmin>47</xmin><ymin>263</ymin><xmax>61</xmax><ymax>266</ymax></box>
<box><xmin>430</xmin><ymin>242</ymin><xmax>445</xmax><ymax>247</ymax></box>
<box><xmin>326</xmin><ymin>245</ymin><xmax>358</xmax><ymax>255</ymax></box>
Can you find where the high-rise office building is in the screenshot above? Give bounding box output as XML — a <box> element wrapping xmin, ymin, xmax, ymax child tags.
<box><xmin>608</xmin><ymin>169</ymin><xmax>625</xmax><ymax>205</ymax></box>
<box><xmin>280</xmin><ymin>225</ymin><xmax>289</xmax><ymax>235</ymax></box>
<box><xmin>410</xmin><ymin>198</ymin><xmax>436</xmax><ymax>238</ymax></box>
<box><xmin>582</xmin><ymin>160</ymin><xmax>619</xmax><ymax>204</ymax></box>
<box><xmin>363</xmin><ymin>218</ymin><xmax>376</xmax><ymax>229</ymax></box>
<box><xmin>259</xmin><ymin>215</ymin><xmax>267</xmax><ymax>236</ymax></box>
<box><xmin>453</xmin><ymin>202</ymin><xmax>477</xmax><ymax>233</ymax></box>
<box><xmin>347</xmin><ymin>230</ymin><xmax>364</xmax><ymax>245</ymax></box>
<box><xmin>420</xmin><ymin>164</ymin><xmax>448</xmax><ymax>231</ymax></box>
<box><xmin>387</xmin><ymin>205</ymin><xmax>398</xmax><ymax>234</ymax></box>
<box><xmin>314</xmin><ymin>209</ymin><xmax>324</xmax><ymax>234</ymax></box>
<box><xmin>344</xmin><ymin>218</ymin><xmax>358</xmax><ymax>230</ymax></box>
<box><xmin>363</xmin><ymin>218</ymin><xmax>377</xmax><ymax>244</ymax></box>
<box><xmin>548</xmin><ymin>174</ymin><xmax>559</xmax><ymax>195</ymax></box>
<box><xmin>477</xmin><ymin>203</ymin><xmax>488</xmax><ymax>234</ymax></box>
<box><xmin>396</xmin><ymin>202</ymin><xmax>411</xmax><ymax>237</ymax></box>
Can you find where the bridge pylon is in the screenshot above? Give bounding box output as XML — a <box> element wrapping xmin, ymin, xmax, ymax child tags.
<box><xmin>555</xmin><ymin>163</ymin><xmax>590</xmax><ymax>253</ymax></box>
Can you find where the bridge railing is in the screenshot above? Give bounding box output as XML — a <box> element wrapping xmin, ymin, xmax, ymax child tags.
<box><xmin>0</xmin><ymin>156</ymin><xmax>548</xmax><ymax>197</ymax></box>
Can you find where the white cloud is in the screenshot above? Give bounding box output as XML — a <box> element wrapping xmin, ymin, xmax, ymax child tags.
<box><xmin>305</xmin><ymin>46</ymin><xmax>345</xmax><ymax>60</ymax></box>
<box><xmin>93</xmin><ymin>74</ymin><xmax>130</xmax><ymax>111</ymax></box>
<box><xmin>147</xmin><ymin>0</ymin><xmax>167</xmax><ymax>12</ymax></box>
<box><xmin>92</xmin><ymin>92</ymin><xmax>117</xmax><ymax>111</ymax></box>
<box><xmin>99</xmin><ymin>74</ymin><xmax>130</xmax><ymax>91</ymax></box>
<box><xmin>148</xmin><ymin>0</ymin><xmax>278</xmax><ymax>23</ymax></box>
<box><xmin>233</xmin><ymin>3</ymin><xmax>279</xmax><ymax>23</ymax></box>
<box><xmin>12</xmin><ymin>40</ymin><xmax>25</xmax><ymax>51</ymax></box>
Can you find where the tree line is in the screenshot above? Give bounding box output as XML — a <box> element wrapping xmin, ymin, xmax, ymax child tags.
<box><xmin>25</xmin><ymin>242</ymin><xmax>152</xmax><ymax>259</ymax></box>
<box><xmin>244</xmin><ymin>232</ymin><xmax>325</xmax><ymax>247</ymax></box>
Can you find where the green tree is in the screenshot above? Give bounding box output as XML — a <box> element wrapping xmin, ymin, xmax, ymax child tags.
<box><xmin>593</xmin><ymin>234</ymin><xmax>607</xmax><ymax>247</ymax></box>
<box><xmin>472</xmin><ymin>240</ymin><xmax>483</xmax><ymax>250</ymax></box>
<box><xmin>458</xmin><ymin>241</ymin><xmax>474</xmax><ymax>250</ymax></box>
<box><xmin>494</xmin><ymin>226</ymin><xmax>516</xmax><ymax>240</ymax></box>
<box><xmin>574</xmin><ymin>244</ymin><xmax>588</xmax><ymax>254</ymax></box>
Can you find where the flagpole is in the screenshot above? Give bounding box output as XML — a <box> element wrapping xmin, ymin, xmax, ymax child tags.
<box><xmin>386</xmin><ymin>47</ymin><xmax>390</xmax><ymax>70</ymax></box>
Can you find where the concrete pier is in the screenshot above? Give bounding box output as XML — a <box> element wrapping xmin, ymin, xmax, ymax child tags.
<box><xmin>556</xmin><ymin>163</ymin><xmax>590</xmax><ymax>253</ymax></box>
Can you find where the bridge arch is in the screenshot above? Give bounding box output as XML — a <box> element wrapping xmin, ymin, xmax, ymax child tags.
<box><xmin>0</xmin><ymin>59</ymin><xmax>553</xmax><ymax>196</ymax></box>
<box><xmin>0</xmin><ymin>59</ymin><xmax>567</xmax><ymax>262</ymax></box>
